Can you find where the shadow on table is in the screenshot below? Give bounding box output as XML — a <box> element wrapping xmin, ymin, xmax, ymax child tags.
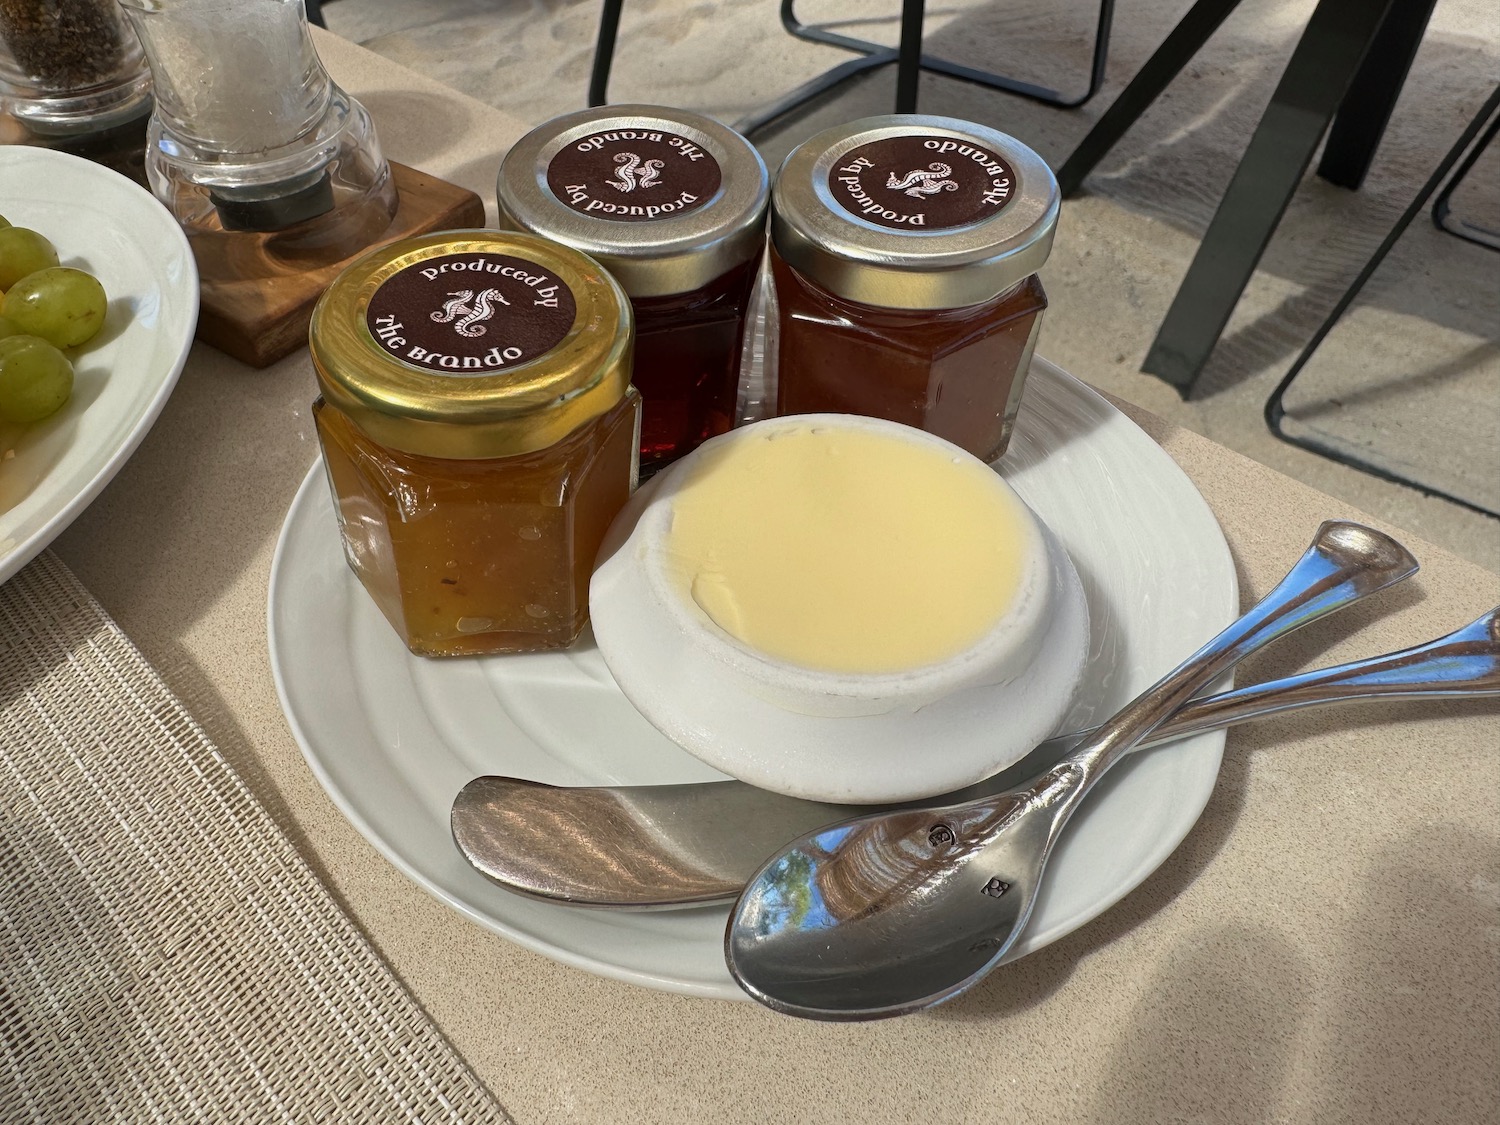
<box><xmin>1071</xmin><ymin>824</ymin><xmax>1499</xmax><ymax>1122</ymax></box>
<box><xmin>1086</xmin><ymin>923</ymin><xmax>1313</xmax><ymax>1123</ymax></box>
<box><xmin>1300</xmin><ymin>826</ymin><xmax>1500</xmax><ymax>1120</ymax></box>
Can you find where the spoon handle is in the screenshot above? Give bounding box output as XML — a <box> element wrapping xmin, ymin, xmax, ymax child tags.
<box><xmin>1079</xmin><ymin>604</ymin><xmax>1500</xmax><ymax>751</ymax></box>
<box><xmin>975</xmin><ymin>604</ymin><xmax>1500</xmax><ymax>796</ymax></box>
<box><xmin>1051</xmin><ymin>521</ymin><xmax>1420</xmax><ymax>809</ymax></box>
<box><xmin>1140</xmin><ymin>609</ymin><xmax>1494</xmax><ymax>750</ymax></box>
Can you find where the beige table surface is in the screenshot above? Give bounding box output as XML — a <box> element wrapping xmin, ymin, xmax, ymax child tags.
<box><xmin>51</xmin><ymin>31</ymin><xmax>1500</xmax><ymax>1125</ymax></box>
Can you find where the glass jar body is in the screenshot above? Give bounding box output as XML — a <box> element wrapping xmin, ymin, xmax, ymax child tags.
<box><xmin>631</xmin><ymin>255</ymin><xmax>758</xmax><ymax>474</ymax></box>
<box><xmin>314</xmin><ymin>390</ymin><xmax>641</xmax><ymax>658</ymax></box>
<box><xmin>0</xmin><ymin>0</ymin><xmax>151</xmax><ymax>136</ymax></box>
<box><xmin>770</xmin><ymin>247</ymin><xmax>1046</xmax><ymax>462</ymax></box>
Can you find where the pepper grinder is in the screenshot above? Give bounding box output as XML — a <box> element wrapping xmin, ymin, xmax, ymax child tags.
<box><xmin>117</xmin><ymin>0</ymin><xmax>396</xmax><ymax>258</ymax></box>
<box><xmin>0</xmin><ymin>0</ymin><xmax>153</xmax><ymax>137</ymax></box>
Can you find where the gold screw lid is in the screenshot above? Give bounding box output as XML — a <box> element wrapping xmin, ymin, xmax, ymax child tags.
<box><xmin>772</xmin><ymin>114</ymin><xmax>1060</xmax><ymax>310</ymax></box>
<box><xmin>310</xmin><ymin>230</ymin><xmax>632</xmax><ymax>459</ymax></box>
<box><xmin>495</xmin><ymin>104</ymin><xmax>769</xmax><ymax>298</ymax></box>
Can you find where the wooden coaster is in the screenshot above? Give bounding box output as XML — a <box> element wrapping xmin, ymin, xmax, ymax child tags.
<box><xmin>192</xmin><ymin>162</ymin><xmax>486</xmax><ymax>368</ymax></box>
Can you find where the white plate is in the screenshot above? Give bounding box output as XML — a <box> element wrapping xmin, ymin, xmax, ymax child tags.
<box><xmin>0</xmin><ymin>147</ymin><xmax>198</xmax><ymax>585</ymax></box>
<box><xmin>268</xmin><ymin>359</ymin><xmax>1237</xmax><ymax>999</ymax></box>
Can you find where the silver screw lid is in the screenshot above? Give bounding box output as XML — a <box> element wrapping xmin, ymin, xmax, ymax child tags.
<box><xmin>496</xmin><ymin>104</ymin><xmax>770</xmax><ymax>298</ymax></box>
<box><xmin>772</xmin><ymin>114</ymin><xmax>1059</xmax><ymax>310</ymax></box>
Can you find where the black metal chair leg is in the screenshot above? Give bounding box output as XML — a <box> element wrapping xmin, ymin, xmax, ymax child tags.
<box><xmin>731</xmin><ymin>52</ymin><xmax>901</xmax><ymax>136</ymax></box>
<box><xmin>1432</xmin><ymin>109</ymin><xmax>1500</xmax><ymax>252</ymax></box>
<box><xmin>778</xmin><ymin>0</ymin><xmax>1115</xmax><ymax>111</ymax></box>
<box><xmin>589</xmin><ymin>0</ymin><xmax>626</xmax><ymax>107</ymax></box>
<box><xmin>587</xmin><ymin>0</ymin><xmax>1113</xmax><ymax>130</ymax></box>
<box><xmin>894</xmin><ymin>0</ymin><xmax>924</xmax><ymax>114</ymax></box>
<box><xmin>1142</xmin><ymin>0</ymin><xmax>1396</xmax><ymax>394</ymax></box>
<box><xmin>1055</xmin><ymin>0</ymin><xmax>1243</xmax><ymax>196</ymax></box>
<box><xmin>1316</xmin><ymin>0</ymin><xmax>1438</xmax><ymax>190</ymax></box>
<box><xmin>1264</xmin><ymin>84</ymin><xmax>1500</xmax><ymax>519</ymax></box>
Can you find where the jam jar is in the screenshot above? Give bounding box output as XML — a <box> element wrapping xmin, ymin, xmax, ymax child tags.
<box><xmin>770</xmin><ymin>115</ymin><xmax>1059</xmax><ymax>462</ymax></box>
<box><xmin>496</xmin><ymin>105</ymin><xmax>768</xmax><ymax>475</ymax></box>
<box><xmin>309</xmin><ymin>231</ymin><xmax>641</xmax><ymax>658</ymax></box>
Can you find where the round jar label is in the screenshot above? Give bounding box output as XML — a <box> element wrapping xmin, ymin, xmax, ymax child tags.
<box><xmin>827</xmin><ymin>134</ymin><xmax>1017</xmax><ymax>231</ymax></box>
<box><xmin>365</xmin><ymin>253</ymin><xmax>577</xmax><ymax>375</ymax></box>
<box><xmin>546</xmin><ymin>127</ymin><xmax>723</xmax><ymax>223</ymax></box>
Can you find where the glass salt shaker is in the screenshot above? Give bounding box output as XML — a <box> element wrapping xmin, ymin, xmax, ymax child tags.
<box><xmin>116</xmin><ymin>0</ymin><xmax>395</xmax><ymax>258</ymax></box>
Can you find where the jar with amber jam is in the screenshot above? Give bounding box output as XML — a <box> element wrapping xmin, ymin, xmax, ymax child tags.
<box><xmin>496</xmin><ymin>105</ymin><xmax>768</xmax><ymax>475</ymax></box>
<box><xmin>309</xmin><ymin>231</ymin><xmax>641</xmax><ymax>657</ymax></box>
<box><xmin>770</xmin><ymin>115</ymin><xmax>1060</xmax><ymax>462</ymax></box>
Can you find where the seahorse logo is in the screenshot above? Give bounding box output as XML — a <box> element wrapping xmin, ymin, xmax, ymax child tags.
<box><xmin>609</xmin><ymin>152</ymin><xmax>666</xmax><ymax>192</ymax></box>
<box><xmin>886</xmin><ymin>162</ymin><xmax>959</xmax><ymax>198</ymax></box>
<box><xmin>430</xmin><ymin>288</ymin><xmax>509</xmax><ymax>338</ymax></box>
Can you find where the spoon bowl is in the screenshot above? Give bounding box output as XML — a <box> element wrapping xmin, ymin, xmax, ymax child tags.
<box><xmin>729</xmin><ymin>788</ymin><xmax>1050</xmax><ymax>1016</ymax></box>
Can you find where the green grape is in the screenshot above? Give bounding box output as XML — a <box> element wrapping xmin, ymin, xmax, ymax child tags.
<box><xmin>0</xmin><ymin>227</ymin><xmax>58</xmax><ymax>290</ymax></box>
<box><xmin>0</xmin><ymin>315</ymin><xmax>23</xmax><ymax>340</ymax></box>
<box><xmin>0</xmin><ymin>335</ymin><xmax>74</xmax><ymax>424</ymax></box>
<box><xmin>2</xmin><ymin>267</ymin><xmax>108</xmax><ymax>348</ymax></box>
<box><xmin>0</xmin><ymin>213</ymin><xmax>10</xmax><ymax>229</ymax></box>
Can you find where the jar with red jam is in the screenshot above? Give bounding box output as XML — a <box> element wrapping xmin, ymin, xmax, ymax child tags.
<box><xmin>496</xmin><ymin>105</ymin><xmax>768</xmax><ymax>475</ymax></box>
<box><xmin>769</xmin><ymin>115</ymin><xmax>1059</xmax><ymax>462</ymax></box>
<box><xmin>309</xmin><ymin>231</ymin><xmax>640</xmax><ymax>658</ymax></box>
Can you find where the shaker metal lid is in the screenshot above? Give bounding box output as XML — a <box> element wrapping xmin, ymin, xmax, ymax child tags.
<box><xmin>772</xmin><ymin>115</ymin><xmax>1060</xmax><ymax>310</ymax></box>
<box><xmin>310</xmin><ymin>231</ymin><xmax>632</xmax><ymax>460</ymax></box>
<box><xmin>496</xmin><ymin>104</ymin><xmax>770</xmax><ymax>298</ymax></box>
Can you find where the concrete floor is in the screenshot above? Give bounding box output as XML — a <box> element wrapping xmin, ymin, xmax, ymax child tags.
<box><xmin>323</xmin><ymin>0</ymin><xmax>1499</xmax><ymax>570</ymax></box>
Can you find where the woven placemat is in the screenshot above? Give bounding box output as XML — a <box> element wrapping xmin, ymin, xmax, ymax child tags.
<box><xmin>0</xmin><ymin>551</ymin><xmax>513</xmax><ymax>1124</ymax></box>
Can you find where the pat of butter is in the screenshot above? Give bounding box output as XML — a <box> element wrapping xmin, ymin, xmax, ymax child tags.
<box><xmin>589</xmin><ymin>412</ymin><xmax>1092</xmax><ymax>802</ymax></box>
<box><xmin>662</xmin><ymin>420</ymin><xmax>1034</xmax><ymax>674</ymax></box>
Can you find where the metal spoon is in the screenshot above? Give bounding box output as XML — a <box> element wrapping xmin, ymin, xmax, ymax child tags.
<box><xmin>451</xmin><ymin>604</ymin><xmax>1500</xmax><ymax>907</ymax></box>
<box><xmin>724</xmin><ymin>520</ymin><xmax>1419</xmax><ymax>1019</ymax></box>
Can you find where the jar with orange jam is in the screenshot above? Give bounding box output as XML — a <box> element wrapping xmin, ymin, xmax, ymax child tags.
<box><xmin>495</xmin><ymin>105</ymin><xmax>768</xmax><ymax>476</ymax></box>
<box><xmin>770</xmin><ymin>115</ymin><xmax>1059</xmax><ymax>462</ymax></box>
<box><xmin>309</xmin><ymin>231</ymin><xmax>640</xmax><ymax>657</ymax></box>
